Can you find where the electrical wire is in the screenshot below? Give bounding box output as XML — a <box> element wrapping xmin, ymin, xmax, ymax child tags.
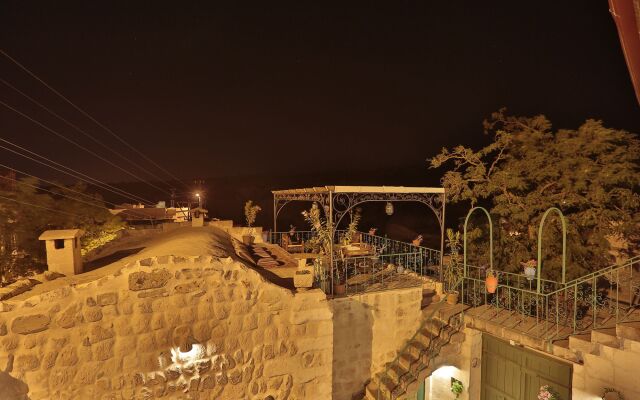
<box><xmin>1</xmin><ymin>49</ymin><xmax>190</xmax><ymax>190</ymax></box>
<box><xmin>0</xmin><ymin>138</ymin><xmax>154</xmax><ymax>205</ymax></box>
<box><xmin>0</xmin><ymin>100</ymin><xmax>171</xmax><ymax>195</ymax></box>
<box><xmin>0</xmin><ymin>173</ymin><xmax>158</xmax><ymax>221</ymax></box>
<box><xmin>0</xmin><ymin>193</ymin><xmax>81</xmax><ymax>218</ymax></box>
<box><xmin>0</xmin><ymin>77</ymin><xmax>172</xmax><ymax>186</ymax></box>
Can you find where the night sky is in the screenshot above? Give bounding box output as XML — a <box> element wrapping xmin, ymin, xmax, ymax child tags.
<box><xmin>1</xmin><ymin>1</ymin><xmax>639</xmax><ymax>195</ymax></box>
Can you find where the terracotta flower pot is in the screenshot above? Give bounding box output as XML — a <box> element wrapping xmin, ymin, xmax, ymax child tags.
<box><xmin>485</xmin><ymin>272</ymin><xmax>498</xmax><ymax>294</ymax></box>
<box><xmin>446</xmin><ymin>291</ymin><xmax>459</xmax><ymax>305</ymax></box>
<box><xmin>333</xmin><ymin>283</ymin><xmax>346</xmax><ymax>296</ymax></box>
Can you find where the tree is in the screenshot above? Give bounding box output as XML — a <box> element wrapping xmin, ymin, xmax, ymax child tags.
<box><xmin>0</xmin><ymin>177</ymin><xmax>125</xmax><ymax>284</ymax></box>
<box><xmin>430</xmin><ymin>109</ymin><xmax>640</xmax><ymax>280</ymax></box>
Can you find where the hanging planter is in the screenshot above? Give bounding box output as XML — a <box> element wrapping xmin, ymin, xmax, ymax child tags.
<box><xmin>485</xmin><ymin>270</ymin><xmax>498</xmax><ymax>294</ymax></box>
<box><xmin>522</xmin><ymin>259</ymin><xmax>537</xmax><ymax>281</ymax></box>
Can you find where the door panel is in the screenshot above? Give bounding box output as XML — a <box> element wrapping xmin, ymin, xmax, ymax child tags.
<box><xmin>481</xmin><ymin>334</ymin><xmax>571</xmax><ymax>400</ymax></box>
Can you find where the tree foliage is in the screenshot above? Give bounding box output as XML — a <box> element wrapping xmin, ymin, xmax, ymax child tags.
<box><xmin>430</xmin><ymin>109</ymin><xmax>640</xmax><ymax>280</ymax></box>
<box><xmin>0</xmin><ymin>177</ymin><xmax>125</xmax><ymax>284</ymax></box>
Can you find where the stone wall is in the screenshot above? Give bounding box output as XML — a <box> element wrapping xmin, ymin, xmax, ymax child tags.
<box><xmin>0</xmin><ymin>254</ymin><xmax>333</xmax><ymax>399</ymax></box>
<box><xmin>331</xmin><ymin>287</ymin><xmax>423</xmax><ymax>400</ymax></box>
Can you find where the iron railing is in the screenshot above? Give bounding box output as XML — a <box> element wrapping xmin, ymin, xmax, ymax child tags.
<box><xmin>459</xmin><ymin>205</ymin><xmax>640</xmax><ymax>342</ymax></box>
<box><xmin>460</xmin><ymin>256</ymin><xmax>640</xmax><ymax>340</ymax></box>
<box><xmin>268</xmin><ymin>230</ymin><xmax>441</xmax><ymax>296</ymax></box>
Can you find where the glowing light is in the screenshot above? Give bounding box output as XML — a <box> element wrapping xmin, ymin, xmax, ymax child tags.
<box><xmin>170</xmin><ymin>344</ymin><xmax>205</xmax><ymax>364</ymax></box>
<box><xmin>431</xmin><ymin>365</ymin><xmax>459</xmax><ymax>378</ymax></box>
<box><xmin>195</xmin><ymin>193</ymin><xmax>200</xmax><ymax>197</ymax></box>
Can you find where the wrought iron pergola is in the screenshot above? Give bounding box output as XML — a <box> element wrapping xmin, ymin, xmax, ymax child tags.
<box><xmin>272</xmin><ymin>185</ymin><xmax>447</xmax><ymax>280</ymax></box>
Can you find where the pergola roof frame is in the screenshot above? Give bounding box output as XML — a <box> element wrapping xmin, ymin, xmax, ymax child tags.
<box><xmin>272</xmin><ymin>185</ymin><xmax>447</xmax><ymax>285</ymax></box>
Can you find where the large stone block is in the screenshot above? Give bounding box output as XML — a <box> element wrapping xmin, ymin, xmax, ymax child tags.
<box><xmin>12</xmin><ymin>314</ymin><xmax>50</xmax><ymax>334</ymax></box>
<box><xmin>97</xmin><ymin>292</ymin><xmax>118</xmax><ymax>306</ymax></box>
<box><xmin>128</xmin><ymin>269</ymin><xmax>171</xmax><ymax>291</ymax></box>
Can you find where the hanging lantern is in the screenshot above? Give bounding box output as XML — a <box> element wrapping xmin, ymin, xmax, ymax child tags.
<box><xmin>385</xmin><ymin>202</ymin><xmax>394</xmax><ymax>216</ymax></box>
<box><xmin>485</xmin><ymin>270</ymin><xmax>498</xmax><ymax>294</ymax></box>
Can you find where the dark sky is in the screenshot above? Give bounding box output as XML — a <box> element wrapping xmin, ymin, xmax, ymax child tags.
<box><xmin>1</xmin><ymin>1</ymin><xmax>639</xmax><ymax>192</ymax></box>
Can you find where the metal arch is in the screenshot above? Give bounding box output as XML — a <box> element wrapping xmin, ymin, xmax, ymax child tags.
<box><xmin>275</xmin><ymin>200</ymin><xmax>292</xmax><ymax>220</ymax></box>
<box><xmin>331</xmin><ymin>192</ymin><xmax>444</xmax><ymax>232</ymax></box>
<box><xmin>462</xmin><ymin>206</ymin><xmax>494</xmax><ymax>279</ymax></box>
<box><xmin>272</xmin><ymin>193</ymin><xmax>330</xmax><ymax>231</ymax></box>
<box><xmin>537</xmin><ymin>207</ymin><xmax>567</xmax><ymax>292</ymax></box>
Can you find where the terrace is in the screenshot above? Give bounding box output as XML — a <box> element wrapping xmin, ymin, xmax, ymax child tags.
<box><xmin>270</xmin><ymin>185</ymin><xmax>446</xmax><ymax>296</ymax></box>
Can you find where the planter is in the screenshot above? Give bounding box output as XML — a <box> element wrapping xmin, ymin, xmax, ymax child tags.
<box><xmin>524</xmin><ymin>266</ymin><xmax>536</xmax><ymax>281</ymax></box>
<box><xmin>446</xmin><ymin>291</ymin><xmax>459</xmax><ymax>305</ymax></box>
<box><xmin>333</xmin><ymin>283</ymin><xmax>346</xmax><ymax>296</ymax></box>
<box><xmin>485</xmin><ymin>272</ymin><xmax>498</xmax><ymax>294</ymax></box>
<box><xmin>294</xmin><ymin>268</ymin><xmax>314</xmax><ymax>290</ymax></box>
<box><xmin>242</xmin><ymin>235</ymin><xmax>255</xmax><ymax>246</ymax></box>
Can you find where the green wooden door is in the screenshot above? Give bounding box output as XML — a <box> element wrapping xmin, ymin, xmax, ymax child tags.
<box><xmin>481</xmin><ymin>334</ymin><xmax>572</xmax><ymax>400</ymax></box>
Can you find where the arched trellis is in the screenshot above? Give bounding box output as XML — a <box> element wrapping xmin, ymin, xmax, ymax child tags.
<box><xmin>462</xmin><ymin>206</ymin><xmax>494</xmax><ymax>278</ymax></box>
<box><xmin>537</xmin><ymin>207</ymin><xmax>567</xmax><ymax>293</ymax></box>
<box><xmin>272</xmin><ymin>186</ymin><xmax>447</xmax><ymax>281</ymax></box>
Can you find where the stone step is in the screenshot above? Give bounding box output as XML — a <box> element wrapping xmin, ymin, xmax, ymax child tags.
<box><xmin>406</xmin><ymin>340</ymin><xmax>428</xmax><ymax>359</ymax></box>
<box><xmin>616</xmin><ymin>321</ymin><xmax>640</xmax><ymax>342</ymax></box>
<box><xmin>421</xmin><ymin>289</ymin><xmax>437</xmax><ymax>308</ymax></box>
<box><xmin>569</xmin><ymin>333</ymin><xmax>595</xmax><ymax>356</ymax></box>
<box><xmin>591</xmin><ymin>327</ymin><xmax>620</xmax><ymax>349</ymax></box>
<box><xmin>387</xmin><ymin>363</ymin><xmax>409</xmax><ymax>383</ymax></box>
<box><xmin>398</xmin><ymin>352</ymin><xmax>418</xmax><ymax>372</ymax></box>
<box><xmin>551</xmin><ymin>339</ymin><xmax>580</xmax><ymax>362</ymax></box>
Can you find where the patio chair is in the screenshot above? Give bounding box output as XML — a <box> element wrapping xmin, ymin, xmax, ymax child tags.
<box><xmin>281</xmin><ymin>234</ymin><xmax>304</xmax><ymax>253</ymax></box>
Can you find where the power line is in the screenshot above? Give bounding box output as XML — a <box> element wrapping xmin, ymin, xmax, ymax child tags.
<box><xmin>0</xmin><ymin>138</ymin><xmax>154</xmax><ymax>205</ymax></box>
<box><xmin>0</xmin><ymin>193</ymin><xmax>81</xmax><ymax>218</ymax></box>
<box><xmin>0</xmin><ymin>100</ymin><xmax>171</xmax><ymax>196</ymax></box>
<box><xmin>1</xmin><ymin>174</ymin><xmax>113</xmax><ymax>211</ymax></box>
<box><xmin>0</xmin><ymin>173</ymin><xmax>156</xmax><ymax>221</ymax></box>
<box><xmin>0</xmin><ymin>77</ymin><xmax>173</xmax><ymax>186</ymax></box>
<box><xmin>0</xmin><ymin>49</ymin><xmax>190</xmax><ymax>190</ymax></box>
<box><xmin>0</xmin><ymin>161</ymin><xmax>118</xmax><ymax>206</ymax></box>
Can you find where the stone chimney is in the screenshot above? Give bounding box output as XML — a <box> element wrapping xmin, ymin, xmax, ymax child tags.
<box><xmin>38</xmin><ymin>229</ymin><xmax>84</xmax><ymax>275</ymax></box>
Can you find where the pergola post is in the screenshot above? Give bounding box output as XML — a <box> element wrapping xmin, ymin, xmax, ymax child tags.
<box><xmin>328</xmin><ymin>190</ymin><xmax>334</xmax><ymax>295</ymax></box>
<box><xmin>440</xmin><ymin>193</ymin><xmax>446</xmax><ymax>282</ymax></box>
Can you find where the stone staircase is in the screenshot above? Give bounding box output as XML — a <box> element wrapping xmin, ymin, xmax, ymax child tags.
<box><xmin>547</xmin><ymin>321</ymin><xmax>640</xmax><ymax>397</ymax></box>
<box><xmin>551</xmin><ymin>321</ymin><xmax>640</xmax><ymax>363</ymax></box>
<box><xmin>362</xmin><ymin>302</ymin><xmax>467</xmax><ymax>400</ymax></box>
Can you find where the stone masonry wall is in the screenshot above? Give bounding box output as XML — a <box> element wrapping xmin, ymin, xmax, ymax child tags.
<box><xmin>331</xmin><ymin>287</ymin><xmax>423</xmax><ymax>400</ymax></box>
<box><xmin>0</xmin><ymin>254</ymin><xmax>333</xmax><ymax>399</ymax></box>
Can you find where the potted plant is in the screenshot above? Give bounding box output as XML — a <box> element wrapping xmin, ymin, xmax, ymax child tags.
<box><xmin>602</xmin><ymin>388</ymin><xmax>624</xmax><ymax>400</ymax></box>
<box><xmin>333</xmin><ymin>269</ymin><xmax>346</xmax><ymax>295</ymax></box>
<box><xmin>538</xmin><ymin>385</ymin><xmax>561</xmax><ymax>400</ymax></box>
<box><xmin>294</xmin><ymin>267</ymin><xmax>314</xmax><ymax>290</ymax></box>
<box><xmin>444</xmin><ymin>229</ymin><xmax>463</xmax><ymax>304</ymax></box>
<box><xmin>485</xmin><ymin>268</ymin><xmax>498</xmax><ymax>294</ymax></box>
<box><xmin>451</xmin><ymin>378</ymin><xmax>463</xmax><ymax>399</ymax></box>
<box><xmin>522</xmin><ymin>259</ymin><xmax>537</xmax><ymax>281</ymax></box>
<box><xmin>243</xmin><ymin>200</ymin><xmax>262</xmax><ymax>245</ymax></box>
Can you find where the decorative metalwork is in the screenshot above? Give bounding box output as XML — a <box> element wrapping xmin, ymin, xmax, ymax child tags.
<box><xmin>537</xmin><ymin>207</ymin><xmax>567</xmax><ymax>291</ymax></box>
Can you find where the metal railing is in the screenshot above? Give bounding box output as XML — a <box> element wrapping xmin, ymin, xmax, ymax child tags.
<box><xmin>268</xmin><ymin>230</ymin><xmax>442</xmax><ymax>296</ymax></box>
<box><xmin>376</xmin><ymin>277</ymin><xmax>465</xmax><ymax>400</ymax></box>
<box><xmin>460</xmin><ymin>256</ymin><xmax>640</xmax><ymax>341</ymax></box>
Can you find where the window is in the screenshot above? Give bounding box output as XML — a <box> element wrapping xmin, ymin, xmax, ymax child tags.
<box><xmin>54</xmin><ymin>239</ymin><xmax>65</xmax><ymax>249</ymax></box>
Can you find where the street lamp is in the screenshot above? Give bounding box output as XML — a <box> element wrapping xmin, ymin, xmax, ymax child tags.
<box><xmin>195</xmin><ymin>193</ymin><xmax>201</xmax><ymax>208</ymax></box>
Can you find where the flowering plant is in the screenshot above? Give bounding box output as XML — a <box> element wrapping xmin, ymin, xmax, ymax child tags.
<box><xmin>450</xmin><ymin>378</ymin><xmax>463</xmax><ymax>398</ymax></box>
<box><xmin>521</xmin><ymin>259</ymin><xmax>537</xmax><ymax>269</ymax></box>
<box><xmin>538</xmin><ymin>385</ymin><xmax>560</xmax><ymax>400</ymax></box>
